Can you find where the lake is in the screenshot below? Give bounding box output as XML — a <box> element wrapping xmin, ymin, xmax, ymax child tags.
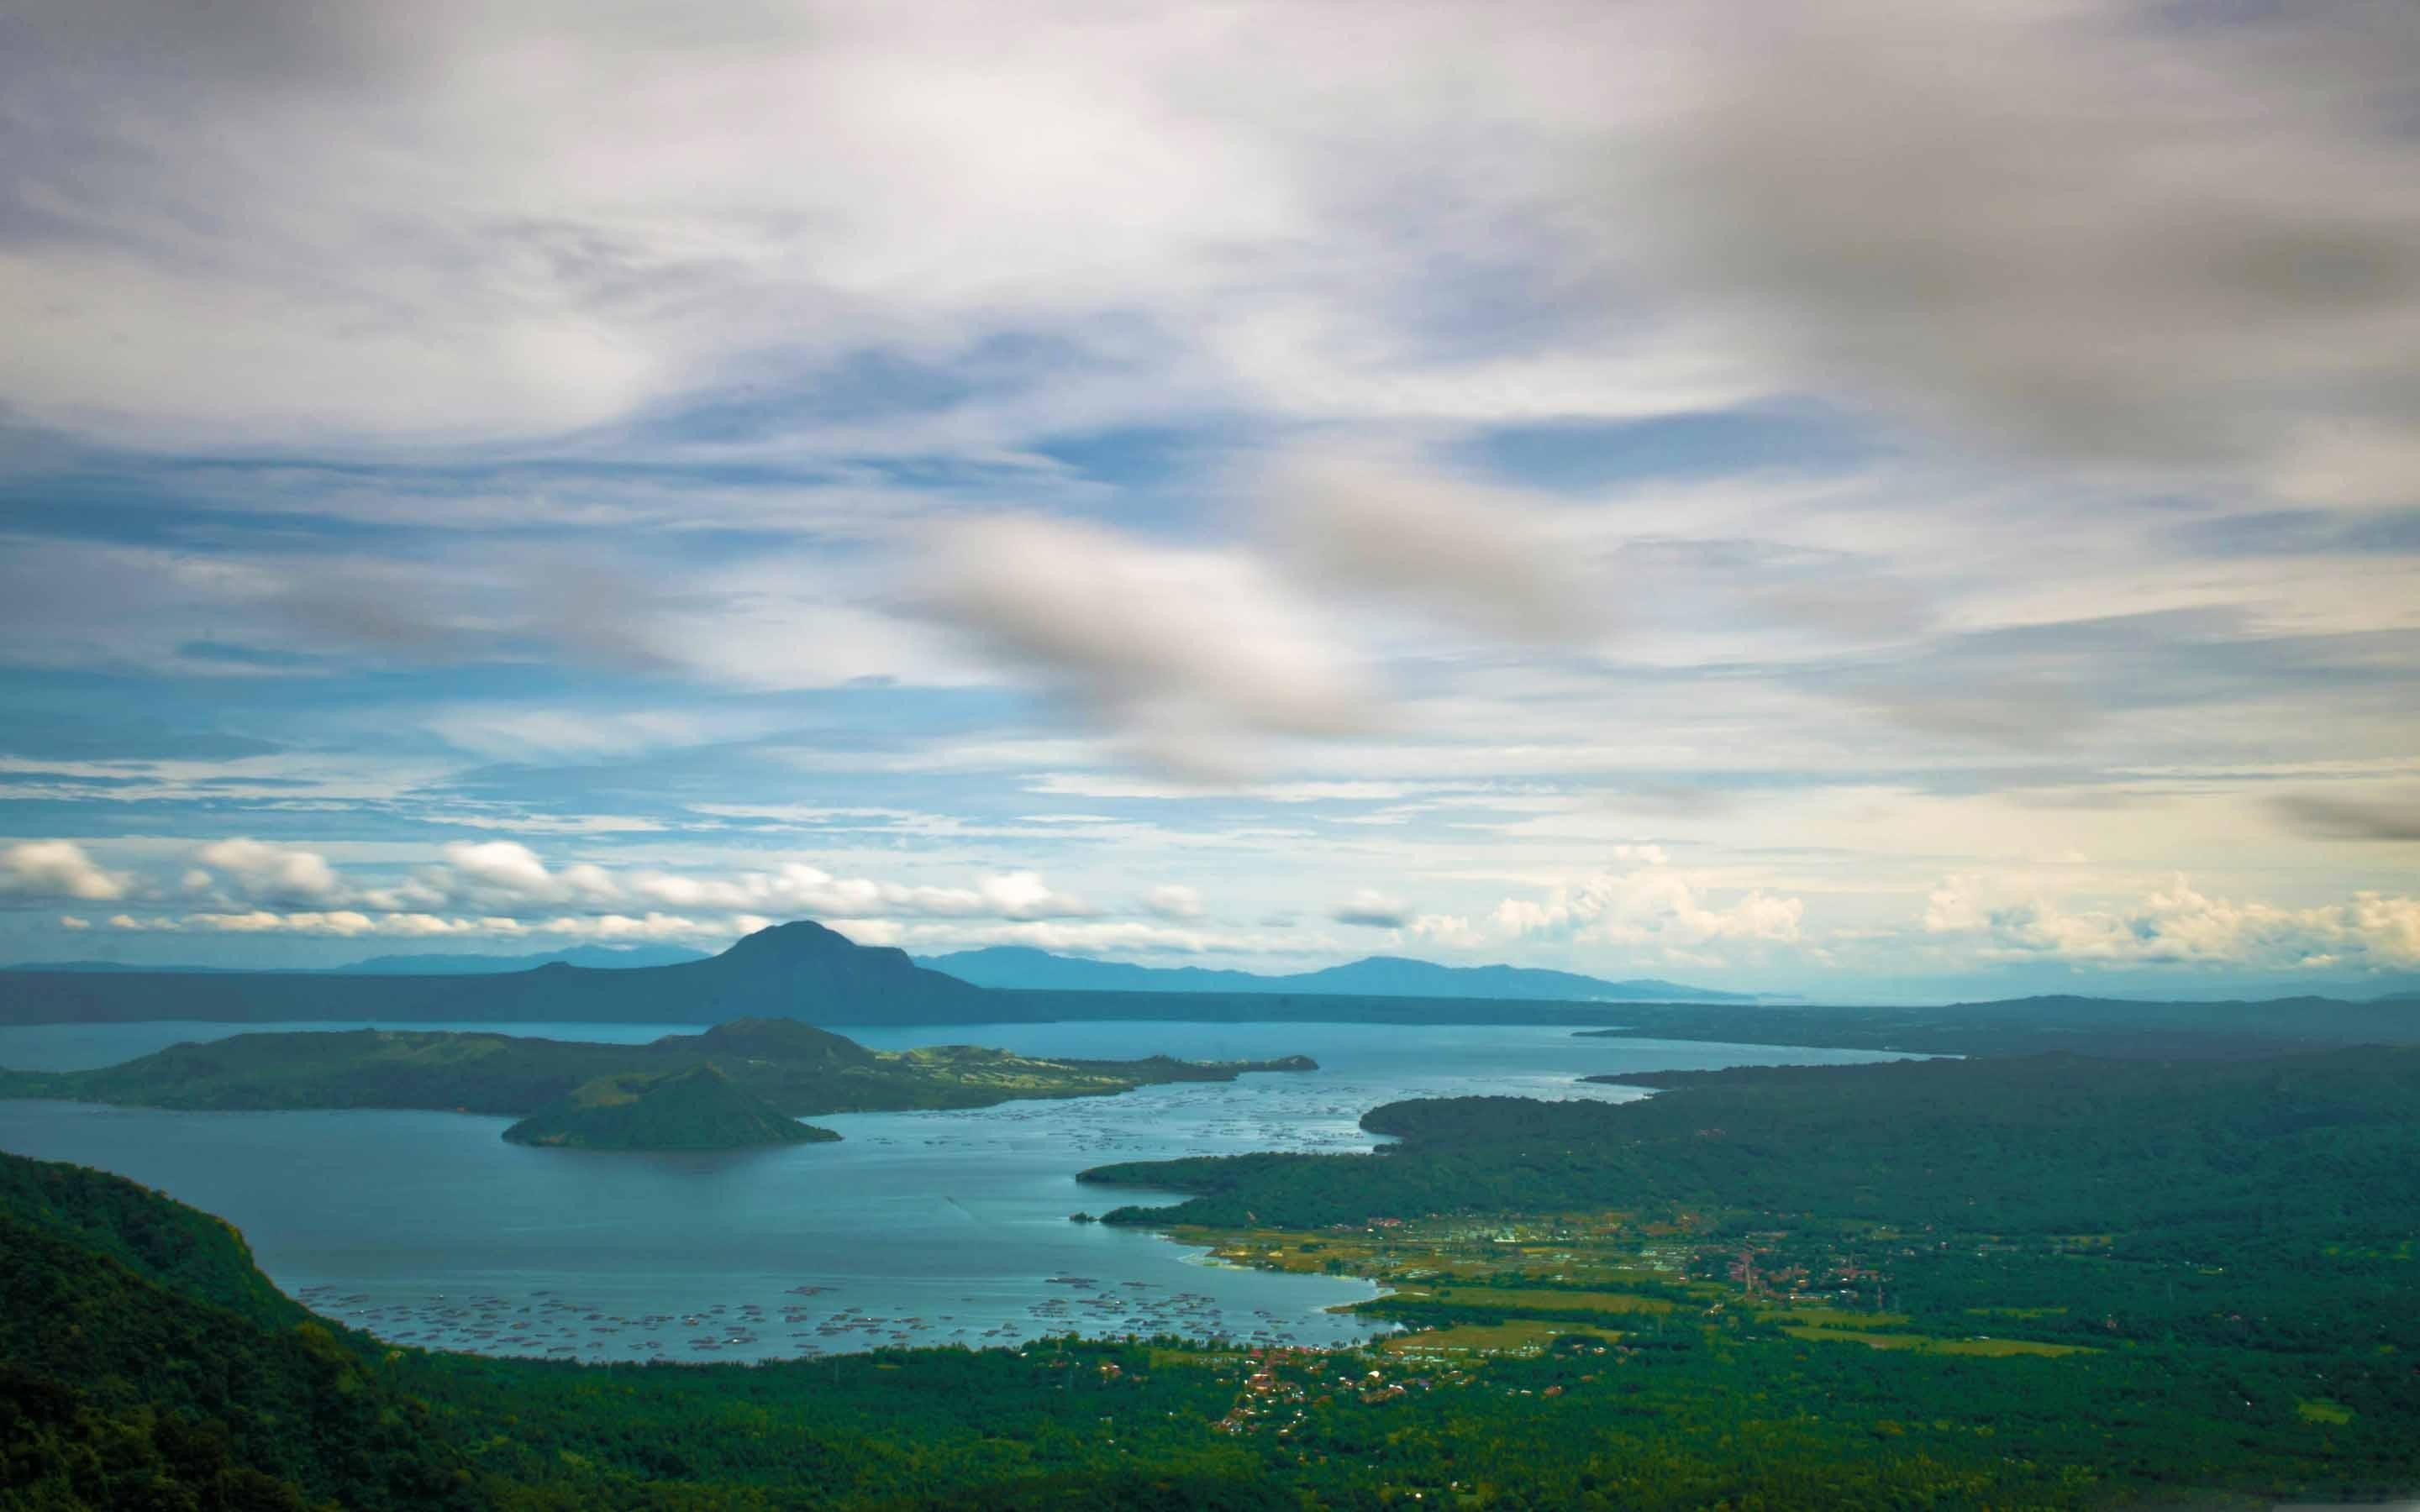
<box><xmin>0</xmin><ymin>1019</ymin><xmax>1903</xmax><ymax>1362</ymax></box>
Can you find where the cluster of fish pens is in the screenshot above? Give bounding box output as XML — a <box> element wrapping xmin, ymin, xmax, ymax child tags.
<box><xmin>297</xmin><ymin>1275</ymin><xmax>1362</xmax><ymax>1363</ymax></box>
<box><xmin>297</xmin><ymin>1284</ymin><xmax>834</xmax><ymax>1359</ymax></box>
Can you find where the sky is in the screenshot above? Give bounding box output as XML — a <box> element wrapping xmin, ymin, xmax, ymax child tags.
<box><xmin>1</xmin><ymin>0</ymin><xmax>2416</xmax><ymax>1000</ymax></box>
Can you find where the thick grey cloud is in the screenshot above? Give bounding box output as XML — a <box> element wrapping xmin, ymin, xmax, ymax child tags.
<box><xmin>1828</xmin><ymin>608</ymin><xmax>2420</xmax><ymax>750</ymax></box>
<box><xmin>1331</xmin><ymin>889</ymin><xmax>1413</xmax><ymax>928</ymax></box>
<box><xmin>1623</xmin><ymin>1</ymin><xmax>2420</xmax><ymax>480</ymax></box>
<box><xmin>1263</xmin><ymin>449</ymin><xmax>1609</xmax><ymax>641</ymax></box>
<box><xmin>2273</xmin><ymin>795</ymin><xmax>2420</xmax><ymax>843</ymax></box>
<box><xmin>918</xmin><ymin>514</ymin><xmax>1376</xmax><ymax>773</ymax></box>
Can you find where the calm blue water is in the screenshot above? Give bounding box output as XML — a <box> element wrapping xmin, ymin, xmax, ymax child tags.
<box><xmin>0</xmin><ymin>1020</ymin><xmax>1901</xmax><ymax>1362</ymax></box>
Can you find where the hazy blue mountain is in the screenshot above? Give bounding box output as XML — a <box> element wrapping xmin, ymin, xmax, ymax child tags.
<box><xmin>18</xmin><ymin>918</ymin><xmax>2405</xmax><ymax>1038</ymax></box>
<box><xmin>335</xmin><ymin>943</ymin><xmax>711</xmax><ymax>974</ymax></box>
<box><xmin>0</xmin><ymin>920</ymin><xmax>990</xmax><ymax>1027</ymax></box>
<box><xmin>1</xmin><ymin>960</ymin><xmax>255</xmax><ymax>974</ymax></box>
<box><xmin>918</xmin><ymin>946</ymin><xmax>1754</xmax><ymax>1001</ymax></box>
<box><xmin>914</xmin><ymin>949</ymin><xmax>1276</xmax><ymax>993</ymax></box>
<box><xmin>8</xmin><ymin>943</ymin><xmax>711</xmax><ymax>974</ymax></box>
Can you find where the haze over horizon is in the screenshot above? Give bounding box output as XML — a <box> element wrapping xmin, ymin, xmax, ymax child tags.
<box><xmin>3</xmin><ymin>0</ymin><xmax>2417</xmax><ymax>1002</ymax></box>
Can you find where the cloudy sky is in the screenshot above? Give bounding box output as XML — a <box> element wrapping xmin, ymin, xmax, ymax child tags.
<box><xmin>3</xmin><ymin>0</ymin><xmax>2416</xmax><ymax>998</ymax></box>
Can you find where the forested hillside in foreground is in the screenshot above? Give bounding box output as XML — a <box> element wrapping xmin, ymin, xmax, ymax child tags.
<box><xmin>5</xmin><ymin>1047</ymin><xmax>2418</xmax><ymax>1508</ymax></box>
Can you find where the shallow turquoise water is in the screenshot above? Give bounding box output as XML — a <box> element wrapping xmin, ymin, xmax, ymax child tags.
<box><xmin>0</xmin><ymin>1019</ymin><xmax>1901</xmax><ymax>1361</ymax></box>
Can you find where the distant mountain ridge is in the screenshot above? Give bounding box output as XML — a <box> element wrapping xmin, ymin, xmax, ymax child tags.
<box><xmin>8</xmin><ymin>943</ymin><xmax>709</xmax><ymax>974</ymax></box>
<box><xmin>5</xmin><ymin>918</ymin><xmax>2412</xmax><ymax>1036</ymax></box>
<box><xmin>916</xmin><ymin>946</ymin><xmax>1756</xmax><ymax>1001</ymax></box>
<box><xmin>342</xmin><ymin>943</ymin><xmax>711</xmax><ymax>974</ymax></box>
<box><xmin>0</xmin><ymin>920</ymin><xmax>988</xmax><ymax>1027</ymax></box>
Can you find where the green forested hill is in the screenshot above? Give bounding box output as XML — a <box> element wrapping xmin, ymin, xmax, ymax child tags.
<box><xmin>0</xmin><ymin>1155</ymin><xmax>306</xmax><ymax>1335</ymax></box>
<box><xmin>0</xmin><ymin>1165</ymin><xmax>476</xmax><ymax>1510</ymax></box>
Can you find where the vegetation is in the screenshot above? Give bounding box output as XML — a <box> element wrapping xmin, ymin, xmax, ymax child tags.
<box><xmin>501</xmin><ymin>1064</ymin><xmax>838</xmax><ymax>1149</ymax></box>
<box><xmin>0</xmin><ymin>1016</ymin><xmax>1318</xmax><ymax>1137</ymax></box>
<box><xmin>3</xmin><ymin>1045</ymin><xmax>2417</xmax><ymax>1506</ymax></box>
<box><xmin>1081</xmin><ymin>1049</ymin><xmax>2420</xmax><ymax>1234</ymax></box>
<box><xmin>0</xmin><ymin>1168</ymin><xmax>472</xmax><ymax>1509</ymax></box>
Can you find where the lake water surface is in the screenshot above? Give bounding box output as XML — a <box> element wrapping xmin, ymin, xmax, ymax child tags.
<box><xmin>0</xmin><ymin>1019</ymin><xmax>1902</xmax><ymax>1362</ymax></box>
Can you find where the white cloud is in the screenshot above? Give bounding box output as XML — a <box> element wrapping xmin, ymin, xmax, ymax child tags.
<box><xmin>2269</xmin><ymin>422</ymin><xmax>2420</xmax><ymax>511</ymax></box>
<box><xmin>1493</xmin><ymin>865</ymin><xmax>1802</xmax><ymax>949</ymax></box>
<box><xmin>1023</xmin><ymin>772</ymin><xmax>1210</xmax><ymax>801</ymax></box>
<box><xmin>425</xmin><ymin>840</ymin><xmax>623</xmax><ymax>908</ymax></box>
<box><xmin>1923</xmin><ymin>873</ymin><xmax>2420</xmax><ymax>972</ymax></box>
<box><xmin>194</xmin><ymin>837</ymin><xmax>348</xmax><ymax>906</ymax></box>
<box><xmin>829</xmin><ymin>916</ymin><xmax>1306</xmax><ymax>958</ymax></box>
<box><xmin>3</xmin><ymin>0</ymin><xmax>2408</xmax><ymax>521</ymax></box>
<box><xmin>0</xmin><ymin>840</ymin><xmax>128</xmax><ymax>902</ymax></box>
<box><xmin>1265</xmin><ymin>449</ymin><xmax>1605</xmax><ymax>641</ymax></box>
<box><xmin>391</xmin><ymin>845</ymin><xmax>1092</xmax><ymax>927</ymax></box>
<box><xmin>1022</xmin><ymin>774</ymin><xmax>1438</xmax><ymax>803</ymax></box>
<box><xmin>920</xmin><ymin>514</ymin><xmax>1376</xmax><ymax>773</ymax></box>
<box><xmin>124</xmin><ymin>907</ymin><xmax>756</xmax><ymax>944</ymax></box>
<box><xmin>1141</xmin><ymin>884</ymin><xmax>1206</xmax><ymax>921</ymax></box>
<box><xmin>1407</xmin><ymin>913</ymin><xmax>1487</xmax><ymax>950</ymax></box>
<box><xmin>191</xmin><ymin>909</ymin><xmax>380</xmax><ymax>937</ymax></box>
<box><xmin>1619</xmin><ymin>2</ymin><xmax>2420</xmax><ymax>481</ymax></box>
<box><xmin>628</xmin><ymin>864</ymin><xmax>1089</xmax><ymax>921</ymax></box>
<box><xmin>66</xmin><ymin>840</ymin><xmax>1109</xmax><ymax>940</ymax></box>
<box><xmin>444</xmin><ymin>839</ymin><xmax>563</xmax><ymax>897</ymax></box>
<box><xmin>424</xmin><ymin>709</ymin><xmax>715</xmax><ymax>764</ymax></box>
<box><xmin>6</xmin><ymin>2</ymin><xmax>2419</xmax><ymax>997</ymax></box>
<box><xmin>1332</xmin><ymin>889</ymin><xmax>1414</xmax><ymax>929</ymax></box>
<box><xmin>522</xmin><ymin>912</ymin><xmax>743</xmax><ymax>942</ymax></box>
<box><xmin>59</xmin><ymin>914</ymin><xmax>90</xmax><ymax>930</ymax></box>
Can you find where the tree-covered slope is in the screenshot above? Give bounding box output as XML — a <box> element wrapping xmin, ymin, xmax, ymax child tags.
<box><xmin>0</xmin><ymin>1155</ymin><xmax>303</xmax><ymax>1332</ymax></box>
<box><xmin>0</xmin><ymin>1161</ymin><xmax>474</xmax><ymax>1510</ymax></box>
